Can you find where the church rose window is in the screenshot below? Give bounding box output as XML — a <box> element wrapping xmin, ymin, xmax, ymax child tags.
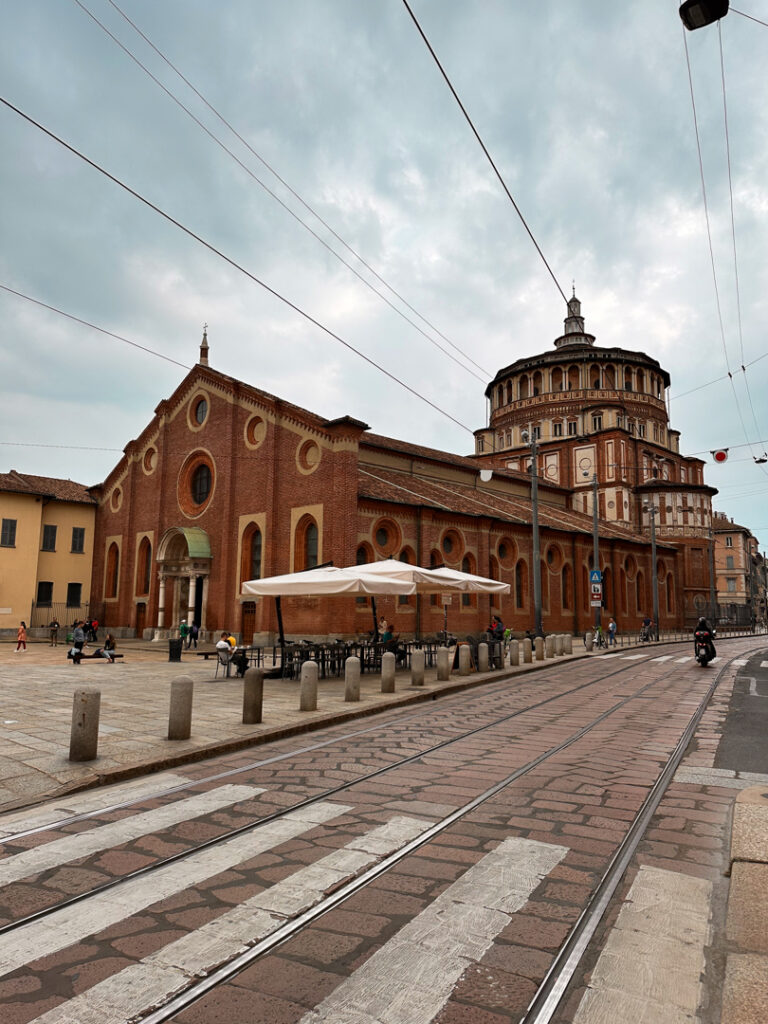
<box><xmin>191</xmin><ymin>464</ymin><xmax>211</xmax><ymax>505</ymax></box>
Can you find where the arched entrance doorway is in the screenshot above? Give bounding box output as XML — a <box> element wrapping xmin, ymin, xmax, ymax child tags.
<box><xmin>155</xmin><ymin>527</ymin><xmax>212</xmax><ymax>638</ymax></box>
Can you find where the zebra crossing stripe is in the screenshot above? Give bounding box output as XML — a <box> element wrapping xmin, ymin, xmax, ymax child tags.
<box><xmin>651</xmin><ymin>656</ymin><xmax>674</xmax><ymax>662</ymax></box>
<box><xmin>675</xmin><ymin>656</ymin><xmax>692</xmax><ymax>663</ymax></box>
<box><xmin>622</xmin><ymin>654</ymin><xmax>648</xmax><ymax>660</ymax></box>
<box><xmin>298</xmin><ymin>837</ymin><xmax>568</xmax><ymax>1024</ymax></box>
<box><xmin>0</xmin><ymin>784</ymin><xmax>263</xmax><ymax>886</ymax></box>
<box><xmin>26</xmin><ymin>816</ymin><xmax>433</xmax><ymax>1024</ymax></box>
<box><xmin>0</xmin><ymin>772</ymin><xmax>194</xmax><ymax>840</ymax></box>
<box><xmin>572</xmin><ymin>866</ymin><xmax>711</xmax><ymax>1022</ymax></box>
<box><xmin>0</xmin><ymin>800</ymin><xmax>352</xmax><ymax>980</ymax></box>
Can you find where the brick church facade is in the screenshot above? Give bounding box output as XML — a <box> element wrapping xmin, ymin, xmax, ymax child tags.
<box><xmin>90</xmin><ymin>300</ymin><xmax>717</xmax><ymax>642</ymax></box>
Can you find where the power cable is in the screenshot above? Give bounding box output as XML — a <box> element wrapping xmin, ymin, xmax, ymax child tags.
<box><xmin>670</xmin><ymin>346</ymin><xmax>768</xmax><ymax>401</ymax></box>
<box><xmin>400</xmin><ymin>0</ymin><xmax>569</xmax><ymax>308</ymax></box>
<box><xmin>681</xmin><ymin>23</ymin><xmax>760</xmax><ymax>464</ymax></box>
<box><xmin>72</xmin><ymin>0</ymin><xmax>489</xmax><ymax>383</ymax></box>
<box><xmin>730</xmin><ymin>7</ymin><xmax>768</xmax><ymax>29</ymax></box>
<box><xmin>0</xmin><ymin>94</ymin><xmax>475</xmax><ymax>436</ymax></box>
<box><xmin>0</xmin><ymin>282</ymin><xmax>191</xmax><ymax>371</ymax></box>
<box><xmin>718</xmin><ymin>23</ymin><xmax>766</xmax><ymax>460</ymax></box>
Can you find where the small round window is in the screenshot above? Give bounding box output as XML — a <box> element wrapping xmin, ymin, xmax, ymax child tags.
<box><xmin>443</xmin><ymin>535</ymin><xmax>453</xmax><ymax>554</ymax></box>
<box><xmin>191</xmin><ymin>464</ymin><xmax>211</xmax><ymax>505</ymax></box>
<box><xmin>376</xmin><ymin>526</ymin><xmax>389</xmax><ymax>548</ymax></box>
<box><xmin>194</xmin><ymin>398</ymin><xmax>208</xmax><ymax>425</ymax></box>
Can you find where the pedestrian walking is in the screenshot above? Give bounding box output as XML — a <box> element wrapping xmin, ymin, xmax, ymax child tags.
<box><xmin>608</xmin><ymin>618</ymin><xmax>617</xmax><ymax>646</ymax></box>
<box><xmin>189</xmin><ymin>622</ymin><xmax>199</xmax><ymax>649</ymax></box>
<box><xmin>179</xmin><ymin>620</ymin><xmax>189</xmax><ymax>648</ymax></box>
<box><xmin>15</xmin><ymin>621</ymin><xmax>27</xmax><ymax>653</ymax></box>
<box><xmin>49</xmin><ymin>617</ymin><xmax>60</xmax><ymax>646</ymax></box>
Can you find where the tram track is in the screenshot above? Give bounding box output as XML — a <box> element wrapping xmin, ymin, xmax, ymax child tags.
<box><xmin>0</xmin><ymin>640</ymin><xmax>761</xmax><ymax>1024</ymax></box>
<box><xmin>0</xmin><ymin>651</ymin><xmax>674</xmax><ymax>935</ymax></box>
<box><xmin>131</xmin><ymin>645</ymin><xmax>750</xmax><ymax>1024</ymax></box>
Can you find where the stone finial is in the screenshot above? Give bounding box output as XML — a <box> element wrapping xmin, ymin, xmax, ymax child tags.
<box><xmin>199</xmin><ymin>324</ymin><xmax>209</xmax><ymax>366</ymax></box>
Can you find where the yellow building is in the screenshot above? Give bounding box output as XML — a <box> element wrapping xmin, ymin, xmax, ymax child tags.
<box><xmin>0</xmin><ymin>472</ymin><xmax>96</xmax><ymax>638</ymax></box>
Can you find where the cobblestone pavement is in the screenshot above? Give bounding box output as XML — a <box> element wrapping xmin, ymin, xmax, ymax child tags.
<box><xmin>0</xmin><ymin>635</ymin><xmax>765</xmax><ymax>1022</ymax></box>
<box><xmin>0</xmin><ymin>638</ymin><xmax>574</xmax><ymax>813</ymax></box>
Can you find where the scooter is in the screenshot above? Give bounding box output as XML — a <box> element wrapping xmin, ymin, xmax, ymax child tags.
<box><xmin>694</xmin><ymin>629</ymin><xmax>715</xmax><ymax>666</ymax></box>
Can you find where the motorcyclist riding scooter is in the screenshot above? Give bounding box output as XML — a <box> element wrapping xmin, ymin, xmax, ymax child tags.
<box><xmin>693</xmin><ymin>616</ymin><xmax>716</xmax><ymax>666</ymax></box>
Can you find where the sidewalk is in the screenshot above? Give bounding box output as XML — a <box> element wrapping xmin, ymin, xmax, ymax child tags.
<box><xmin>0</xmin><ymin>638</ymin><xmax>572</xmax><ymax>813</ymax></box>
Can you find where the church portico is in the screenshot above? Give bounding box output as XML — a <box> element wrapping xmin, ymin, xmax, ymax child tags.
<box><xmin>153</xmin><ymin>527</ymin><xmax>212</xmax><ymax>639</ymax></box>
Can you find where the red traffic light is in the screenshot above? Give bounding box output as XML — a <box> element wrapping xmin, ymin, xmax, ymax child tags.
<box><xmin>679</xmin><ymin>0</ymin><xmax>729</xmax><ymax>30</ymax></box>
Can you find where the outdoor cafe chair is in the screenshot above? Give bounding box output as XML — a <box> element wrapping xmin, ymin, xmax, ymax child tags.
<box><xmin>214</xmin><ymin>647</ymin><xmax>233</xmax><ymax>679</ymax></box>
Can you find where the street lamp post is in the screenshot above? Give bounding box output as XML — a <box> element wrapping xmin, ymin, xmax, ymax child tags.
<box><xmin>592</xmin><ymin>474</ymin><xmax>601</xmax><ymax>632</ymax></box>
<box><xmin>523</xmin><ymin>430</ymin><xmax>543</xmax><ymax>637</ymax></box>
<box><xmin>644</xmin><ymin>504</ymin><xmax>659</xmax><ymax>639</ymax></box>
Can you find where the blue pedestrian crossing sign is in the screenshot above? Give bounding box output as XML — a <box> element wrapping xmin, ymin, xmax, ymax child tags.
<box><xmin>589</xmin><ymin>569</ymin><xmax>602</xmax><ymax>584</ymax></box>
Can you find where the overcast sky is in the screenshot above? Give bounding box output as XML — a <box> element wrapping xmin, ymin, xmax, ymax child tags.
<box><xmin>2</xmin><ymin>1</ymin><xmax>768</xmax><ymax>546</ymax></box>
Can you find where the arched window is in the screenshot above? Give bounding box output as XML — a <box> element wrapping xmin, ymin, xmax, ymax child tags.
<box><xmin>519</xmin><ymin>376</ymin><xmax>529</xmax><ymax>399</ymax></box>
<box><xmin>295</xmin><ymin>516</ymin><xmax>319</xmax><ymax>571</ymax></box>
<box><xmin>562</xmin><ymin>564</ymin><xmax>573</xmax><ymax>610</ymax></box>
<box><xmin>461</xmin><ymin>555</ymin><xmax>476</xmax><ymax>607</ymax></box>
<box><xmin>515</xmin><ymin>560</ymin><xmax>527</xmax><ymax>609</ymax></box>
<box><xmin>489</xmin><ymin>555</ymin><xmax>501</xmax><ymax>611</ymax></box>
<box><xmin>241</xmin><ymin>524</ymin><xmax>262</xmax><ymax>584</ymax></box>
<box><xmin>666</xmin><ymin>572</ymin><xmax>675</xmax><ymax>615</ymax></box>
<box><xmin>106</xmin><ymin>542</ymin><xmax>119</xmax><ymax>599</ymax></box>
<box><xmin>137</xmin><ymin>537</ymin><xmax>152</xmax><ymax>596</ymax></box>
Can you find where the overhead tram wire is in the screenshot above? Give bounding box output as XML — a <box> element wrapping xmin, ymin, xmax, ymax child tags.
<box><xmin>681</xmin><ymin>23</ymin><xmax>761</xmax><ymax>464</ymax></box>
<box><xmin>719</xmin><ymin>22</ymin><xmax>767</xmax><ymax>460</ymax></box>
<box><xmin>0</xmin><ymin>283</ymin><xmax>191</xmax><ymax>372</ymax></box>
<box><xmin>0</xmin><ymin>95</ymin><xmax>474</xmax><ymax>437</ymax></box>
<box><xmin>101</xmin><ymin>0</ymin><xmax>491</xmax><ymax>380</ymax></box>
<box><xmin>730</xmin><ymin>7</ymin><xmax>768</xmax><ymax>30</ymax></box>
<box><xmin>400</xmin><ymin>0</ymin><xmax>569</xmax><ymax>309</ymax></box>
<box><xmin>71</xmin><ymin>0</ymin><xmax>489</xmax><ymax>384</ymax></box>
<box><xmin>670</xmin><ymin>346</ymin><xmax>768</xmax><ymax>402</ymax></box>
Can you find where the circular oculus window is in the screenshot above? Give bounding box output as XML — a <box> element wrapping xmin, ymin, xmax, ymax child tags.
<box><xmin>110</xmin><ymin>487</ymin><xmax>122</xmax><ymax>512</ymax></box>
<box><xmin>143</xmin><ymin>447</ymin><xmax>157</xmax><ymax>474</ymax></box>
<box><xmin>245</xmin><ymin>415</ymin><xmax>267</xmax><ymax>449</ymax></box>
<box><xmin>177</xmin><ymin>452</ymin><xmax>215</xmax><ymax>518</ymax></box>
<box><xmin>296</xmin><ymin>439</ymin><xmax>321</xmax><ymax>474</ymax></box>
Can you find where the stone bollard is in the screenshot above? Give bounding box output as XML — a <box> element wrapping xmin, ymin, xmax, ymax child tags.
<box><xmin>436</xmin><ymin>646</ymin><xmax>451</xmax><ymax>681</ymax></box>
<box><xmin>299</xmin><ymin>660</ymin><xmax>318</xmax><ymax>711</ymax></box>
<box><xmin>555</xmin><ymin>634</ymin><xmax>564</xmax><ymax>656</ymax></box>
<box><xmin>459</xmin><ymin>644</ymin><xmax>472</xmax><ymax>676</ymax></box>
<box><xmin>411</xmin><ymin>648</ymin><xmax>426</xmax><ymax>686</ymax></box>
<box><xmin>585</xmin><ymin>632</ymin><xmax>594</xmax><ymax>652</ymax></box>
<box><xmin>69</xmin><ymin>687</ymin><xmax>101</xmax><ymax>762</ymax></box>
<box><xmin>522</xmin><ymin>638</ymin><xmax>532</xmax><ymax>663</ymax></box>
<box><xmin>242</xmin><ymin>667</ymin><xmax>264</xmax><ymax>724</ymax></box>
<box><xmin>477</xmin><ymin>642</ymin><xmax>489</xmax><ymax>673</ymax></box>
<box><xmin>381</xmin><ymin>651</ymin><xmax>396</xmax><ymax>693</ymax></box>
<box><xmin>564</xmin><ymin>634</ymin><xmax>573</xmax><ymax>654</ymax></box>
<box><xmin>544</xmin><ymin>635</ymin><xmax>555</xmax><ymax>659</ymax></box>
<box><xmin>344</xmin><ymin>656</ymin><xmax>361</xmax><ymax>702</ymax></box>
<box><xmin>168</xmin><ymin>676</ymin><xmax>194</xmax><ymax>740</ymax></box>
<box><xmin>509</xmin><ymin>639</ymin><xmax>519</xmax><ymax>666</ymax></box>
<box><xmin>534</xmin><ymin>636</ymin><xmax>545</xmax><ymax>661</ymax></box>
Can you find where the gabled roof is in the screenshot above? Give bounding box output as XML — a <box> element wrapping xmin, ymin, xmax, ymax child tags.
<box><xmin>359</xmin><ymin>464</ymin><xmax>654</xmax><ymax>544</ymax></box>
<box><xmin>0</xmin><ymin>471</ymin><xmax>96</xmax><ymax>504</ymax></box>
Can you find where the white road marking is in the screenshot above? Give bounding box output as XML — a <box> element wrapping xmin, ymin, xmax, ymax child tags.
<box><xmin>749</xmin><ymin>679</ymin><xmax>768</xmax><ymax>698</ymax></box>
<box><xmin>733</xmin><ymin>659</ymin><xmax>749</xmax><ymax>666</ymax></box>
<box><xmin>0</xmin><ymin>784</ymin><xmax>263</xmax><ymax>886</ymax></box>
<box><xmin>298</xmin><ymin>837</ymin><xmax>568</xmax><ymax>1024</ymax></box>
<box><xmin>760</xmin><ymin>661</ymin><xmax>768</xmax><ymax>669</ymax></box>
<box><xmin>675</xmin><ymin>656</ymin><xmax>692</xmax><ymax>663</ymax></box>
<box><xmin>0</xmin><ymin>772</ymin><xmax>194</xmax><ymax>840</ymax></box>
<box><xmin>573</xmin><ymin>866</ymin><xmax>711</xmax><ymax>1023</ymax></box>
<box><xmin>28</xmin><ymin>816</ymin><xmax>433</xmax><ymax>1024</ymax></box>
<box><xmin>0</xmin><ymin>800</ymin><xmax>351</xmax><ymax>979</ymax></box>
<box><xmin>674</xmin><ymin>766</ymin><xmax>768</xmax><ymax>789</ymax></box>
<box><xmin>650</xmin><ymin>656</ymin><xmax>674</xmax><ymax>662</ymax></box>
<box><xmin>622</xmin><ymin>654</ymin><xmax>648</xmax><ymax>661</ymax></box>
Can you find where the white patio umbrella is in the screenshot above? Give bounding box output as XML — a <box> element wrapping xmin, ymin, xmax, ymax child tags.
<box><xmin>340</xmin><ymin>558</ymin><xmax>510</xmax><ymax>594</ymax></box>
<box><xmin>241</xmin><ymin>563</ymin><xmax>414</xmax><ymax>649</ymax></box>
